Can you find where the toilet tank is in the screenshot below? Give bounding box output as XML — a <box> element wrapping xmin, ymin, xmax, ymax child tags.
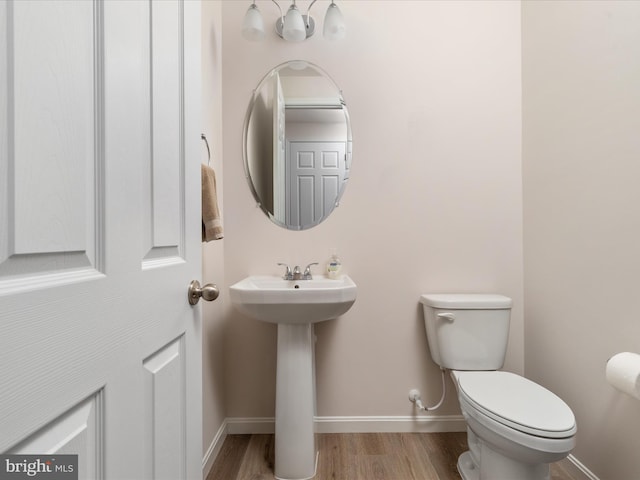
<box><xmin>420</xmin><ymin>294</ymin><xmax>512</xmax><ymax>371</ymax></box>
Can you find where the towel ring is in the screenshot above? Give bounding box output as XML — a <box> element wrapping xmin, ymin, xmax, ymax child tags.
<box><xmin>201</xmin><ymin>133</ymin><xmax>211</xmax><ymax>166</ymax></box>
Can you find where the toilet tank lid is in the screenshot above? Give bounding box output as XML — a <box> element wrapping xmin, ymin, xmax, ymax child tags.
<box><xmin>420</xmin><ymin>294</ymin><xmax>512</xmax><ymax>309</ymax></box>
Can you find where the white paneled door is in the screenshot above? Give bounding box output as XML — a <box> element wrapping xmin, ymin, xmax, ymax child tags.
<box><xmin>0</xmin><ymin>1</ymin><xmax>202</xmax><ymax>479</ymax></box>
<box><xmin>287</xmin><ymin>141</ymin><xmax>346</xmax><ymax>229</ymax></box>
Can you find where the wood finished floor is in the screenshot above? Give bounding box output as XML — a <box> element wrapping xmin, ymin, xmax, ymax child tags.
<box><xmin>207</xmin><ymin>433</ymin><xmax>589</xmax><ymax>480</ymax></box>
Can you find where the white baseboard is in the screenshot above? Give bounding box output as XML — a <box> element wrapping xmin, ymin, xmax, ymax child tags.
<box><xmin>223</xmin><ymin>414</ymin><xmax>466</xmax><ymax>435</ymax></box>
<box><xmin>567</xmin><ymin>454</ymin><xmax>600</xmax><ymax>480</ymax></box>
<box><xmin>226</xmin><ymin>416</ymin><xmax>276</xmax><ymax>434</ymax></box>
<box><xmin>202</xmin><ymin>419</ymin><xmax>228</xmax><ymax>477</ymax></box>
<box><xmin>314</xmin><ymin>414</ymin><xmax>466</xmax><ymax>433</ymax></box>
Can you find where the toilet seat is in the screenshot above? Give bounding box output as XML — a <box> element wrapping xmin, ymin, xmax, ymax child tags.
<box><xmin>453</xmin><ymin>371</ymin><xmax>576</xmax><ymax>438</ymax></box>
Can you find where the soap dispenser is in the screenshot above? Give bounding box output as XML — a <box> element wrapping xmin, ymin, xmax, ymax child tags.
<box><xmin>326</xmin><ymin>251</ymin><xmax>342</xmax><ymax>279</ymax></box>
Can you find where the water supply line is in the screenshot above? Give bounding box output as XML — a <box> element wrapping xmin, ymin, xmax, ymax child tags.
<box><xmin>409</xmin><ymin>368</ymin><xmax>447</xmax><ymax>411</ymax></box>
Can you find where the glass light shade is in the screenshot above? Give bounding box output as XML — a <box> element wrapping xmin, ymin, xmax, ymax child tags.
<box><xmin>323</xmin><ymin>3</ymin><xmax>346</xmax><ymax>41</ymax></box>
<box><xmin>283</xmin><ymin>5</ymin><xmax>306</xmax><ymax>42</ymax></box>
<box><xmin>242</xmin><ymin>4</ymin><xmax>265</xmax><ymax>41</ymax></box>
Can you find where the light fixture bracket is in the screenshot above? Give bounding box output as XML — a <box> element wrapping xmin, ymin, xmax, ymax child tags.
<box><xmin>275</xmin><ymin>14</ymin><xmax>316</xmax><ymax>40</ymax></box>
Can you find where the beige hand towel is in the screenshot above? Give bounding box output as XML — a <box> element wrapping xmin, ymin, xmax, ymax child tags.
<box><xmin>202</xmin><ymin>164</ymin><xmax>223</xmax><ymax>242</ymax></box>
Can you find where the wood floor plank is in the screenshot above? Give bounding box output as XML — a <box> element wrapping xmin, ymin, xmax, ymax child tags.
<box><xmin>205</xmin><ymin>434</ymin><xmax>251</xmax><ymax>480</ymax></box>
<box><xmin>316</xmin><ymin>433</ymin><xmax>358</xmax><ymax>480</ymax></box>
<box><xmin>355</xmin><ymin>453</ymin><xmax>413</xmax><ymax>480</ymax></box>
<box><xmin>392</xmin><ymin>433</ymin><xmax>442</xmax><ymax>480</ymax></box>
<box><xmin>417</xmin><ymin>432</ymin><xmax>467</xmax><ymax>480</ymax></box>
<box><xmin>236</xmin><ymin>434</ymin><xmax>275</xmax><ymax>480</ymax></box>
<box><xmin>359</xmin><ymin>432</ymin><xmax>386</xmax><ymax>455</ymax></box>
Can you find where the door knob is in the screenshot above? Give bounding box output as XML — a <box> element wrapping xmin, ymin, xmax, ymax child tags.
<box><xmin>188</xmin><ymin>280</ymin><xmax>219</xmax><ymax>305</ymax></box>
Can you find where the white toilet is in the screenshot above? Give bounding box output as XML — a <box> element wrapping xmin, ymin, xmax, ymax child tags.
<box><xmin>420</xmin><ymin>294</ymin><xmax>576</xmax><ymax>480</ymax></box>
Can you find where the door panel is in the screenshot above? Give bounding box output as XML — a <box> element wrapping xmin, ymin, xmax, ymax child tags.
<box><xmin>143</xmin><ymin>336</ymin><xmax>186</xmax><ymax>480</ymax></box>
<box><xmin>0</xmin><ymin>0</ymin><xmax>101</xmax><ymax>286</ymax></box>
<box><xmin>287</xmin><ymin>141</ymin><xmax>346</xmax><ymax>229</ymax></box>
<box><xmin>0</xmin><ymin>2</ymin><xmax>202</xmax><ymax>479</ymax></box>
<box><xmin>10</xmin><ymin>393</ymin><xmax>104</xmax><ymax>480</ymax></box>
<box><xmin>146</xmin><ymin>0</ymin><xmax>182</xmax><ymax>260</ymax></box>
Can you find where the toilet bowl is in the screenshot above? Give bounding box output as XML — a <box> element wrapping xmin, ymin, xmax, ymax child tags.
<box><xmin>452</xmin><ymin>370</ymin><xmax>576</xmax><ymax>480</ymax></box>
<box><xmin>420</xmin><ymin>294</ymin><xmax>577</xmax><ymax>480</ymax></box>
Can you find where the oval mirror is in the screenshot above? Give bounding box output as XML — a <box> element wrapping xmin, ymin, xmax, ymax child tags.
<box><xmin>243</xmin><ymin>61</ymin><xmax>352</xmax><ymax>230</ymax></box>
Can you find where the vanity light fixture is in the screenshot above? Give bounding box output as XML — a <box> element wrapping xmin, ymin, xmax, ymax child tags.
<box><xmin>242</xmin><ymin>0</ymin><xmax>346</xmax><ymax>43</ymax></box>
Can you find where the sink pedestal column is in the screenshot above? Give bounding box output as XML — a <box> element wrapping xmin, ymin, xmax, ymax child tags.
<box><xmin>275</xmin><ymin>323</ymin><xmax>317</xmax><ymax>480</ymax></box>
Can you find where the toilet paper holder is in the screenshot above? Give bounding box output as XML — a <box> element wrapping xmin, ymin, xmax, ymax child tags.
<box><xmin>606</xmin><ymin>352</ymin><xmax>640</xmax><ymax>400</ymax></box>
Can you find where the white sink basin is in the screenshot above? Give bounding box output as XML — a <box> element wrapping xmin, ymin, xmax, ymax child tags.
<box><xmin>229</xmin><ymin>275</ymin><xmax>357</xmax><ymax>324</ymax></box>
<box><xmin>230</xmin><ymin>273</ymin><xmax>357</xmax><ymax>478</ymax></box>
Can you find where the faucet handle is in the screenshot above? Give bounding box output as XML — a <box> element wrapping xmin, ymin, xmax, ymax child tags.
<box><xmin>277</xmin><ymin>263</ymin><xmax>292</xmax><ymax>280</ymax></box>
<box><xmin>303</xmin><ymin>262</ymin><xmax>319</xmax><ymax>279</ymax></box>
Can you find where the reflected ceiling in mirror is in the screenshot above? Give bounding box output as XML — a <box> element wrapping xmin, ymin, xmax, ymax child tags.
<box><xmin>243</xmin><ymin>61</ymin><xmax>352</xmax><ymax>230</ymax></box>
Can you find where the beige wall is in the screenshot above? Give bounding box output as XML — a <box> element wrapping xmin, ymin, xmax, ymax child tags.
<box><xmin>202</xmin><ymin>2</ymin><xmax>640</xmax><ymax>477</ymax></box>
<box><xmin>522</xmin><ymin>1</ymin><xmax>640</xmax><ymax>479</ymax></box>
<box><xmin>219</xmin><ymin>0</ymin><xmax>523</xmax><ymax>421</ymax></box>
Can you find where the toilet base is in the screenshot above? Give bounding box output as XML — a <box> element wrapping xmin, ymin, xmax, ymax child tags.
<box><xmin>458</xmin><ymin>428</ymin><xmax>551</xmax><ymax>480</ymax></box>
<box><xmin>457</xmin><ymin>451</ymin><xmax>478</xmax><ymax>480</ymax></box>
<box><xmin>458</xmin><ymin>450</ymin><xmax>551</xmax><ymax>480</ymax></box>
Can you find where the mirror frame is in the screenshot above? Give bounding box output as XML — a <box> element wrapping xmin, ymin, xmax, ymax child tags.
<box><xmin>242</xmin><ymin>60</ymin><xmax>352</xmax><ymax>230</ymax></box>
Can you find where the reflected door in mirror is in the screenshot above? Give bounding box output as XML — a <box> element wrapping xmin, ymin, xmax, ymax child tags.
<box><xmin>287</xmin><ymin>142</ymin><xmax>346</xmax><ymax>229</ymax></box>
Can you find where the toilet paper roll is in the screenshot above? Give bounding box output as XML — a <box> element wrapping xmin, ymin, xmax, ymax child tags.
<box><xmin>606</xmin><ymin>352</ymin><xmax>640</xmax><ymax>400</ymax></box>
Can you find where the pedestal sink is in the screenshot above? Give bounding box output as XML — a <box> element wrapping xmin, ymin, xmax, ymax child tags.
<box><xmin>229</xmin><ymin>275</ymin><xmax>357</xmax><ymax>480</ymax></box>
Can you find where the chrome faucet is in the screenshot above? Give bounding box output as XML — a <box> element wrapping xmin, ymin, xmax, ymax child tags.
<box><xmin>277</xmin><ymin>263</ymin><xmax>293</xmax><ymax>280</ymax></box>
<box><xmin>292</xmin><ymin>265</ymin><xmax>302</xmax><ymax>280</ymax></box>
<box><xmin>277</xmin><ymin>262</ymin><xmax>318</xmax><ymax>280</ymax></box>
<box><xmin>303</xmin><ymin>263</ymin><xmax>318</xmax><ymax>279</ymax></box>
